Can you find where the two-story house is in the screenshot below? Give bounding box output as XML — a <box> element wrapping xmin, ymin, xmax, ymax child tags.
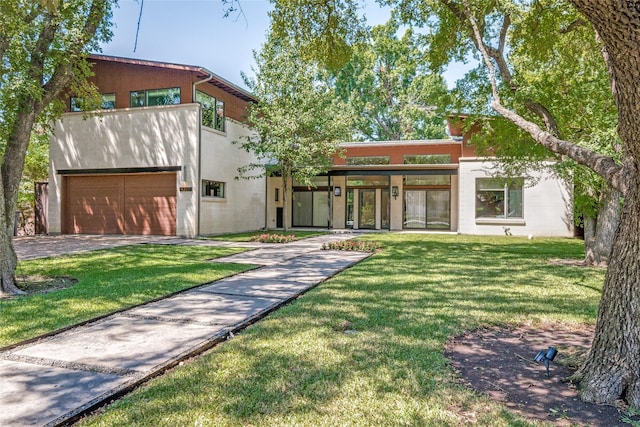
<box><xmin>49</xmin><ymin>54</ymin><xmax>573</xmax><ymax>238</ymax></box>
<box><xmin>48</xmin><ymin>55</ymin><xmax>265</xmax><ymax>237</ymax></box>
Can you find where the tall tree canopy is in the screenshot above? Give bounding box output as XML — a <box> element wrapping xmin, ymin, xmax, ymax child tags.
<box><xmin>0</xmin><ymin>0</ymin><xmax>114</xmax><ymax>295</ymax></box>
<box><xmin>268</xmin><ymin>0</ymin><xmax>640</xmax><ymax>406</ymax></box>
<box><xmin>445</xmin><ymin>1</ymin><xmax>620</xmax><ymax>265</ymax></box>
<box><xmin>332</xmin><ymin>17</ymin><xmax>450</xmax><ymax>141</ymax></box>
<box><xmin>237</xmin><ymin>29</ymin><xmax>354</xmax><ymax>231</ymax></box>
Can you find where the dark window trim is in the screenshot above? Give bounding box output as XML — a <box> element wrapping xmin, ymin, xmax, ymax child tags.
<box><xmin>330</xmin><ymin>169</ymin><xmax>458</xmax><ymax>176</ymax></box>
<box><xmin>57</xmin><ymin>166</ymin><xmax>181</xmax><ymax>175</ymax></box>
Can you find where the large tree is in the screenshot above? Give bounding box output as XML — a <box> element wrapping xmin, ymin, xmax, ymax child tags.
<box><xmin>0</xmin><ymin>0</ymin><xmax>113</xmax><ymax>296</ymax></box>
<box><xmin>237</xmin><ymin>29</ymin><xmax>354</xmax><ymax>231</ymax></box>
<box><xmin>332</xmin><ymin>16</ymin><xmax>450</xmax><ymax>141</ymax></box>
<box><xmin>269</xmin><ymin>0</ymin><xmax>640</xmax><ymax>406</ymax></box>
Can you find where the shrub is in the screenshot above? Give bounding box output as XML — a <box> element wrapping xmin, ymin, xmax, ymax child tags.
<box><xmin>321</xmin><ymin>240</ymin><xmax>380</xmax><ymax>252</ymax></box>
<box><xmin>249</xmin><ymin>233</ymin><xmax>297</xmax><ymax>243</ymax></box>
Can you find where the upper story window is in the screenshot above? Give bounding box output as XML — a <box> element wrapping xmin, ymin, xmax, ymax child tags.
<box><xmin>130</xmin><ymin>87</ymin><xmax>180</xmax><ymax>108</ymax></box>
<box><xmin>196</xmin><ymin>90</ymin><xmax>225</xmax><ymax>132</ymax></box>
<box><xmin>345</xmin><ymin>156</ymin><xmax>390</xmax><ymax>166</ymax></box>
<box><xmin>403</xmin><ymin>154</ymin><xmax>452</xmax><ymax>165</ymax></box>
<box><xmin>70</xmin><ymin>93</ymin><xmax>116</xmax><ymax>112</ymax></box>
<box><xmin>475</xmin><ymin>178</ymin><xmax>524</xmax><ymax>219</ymax></box>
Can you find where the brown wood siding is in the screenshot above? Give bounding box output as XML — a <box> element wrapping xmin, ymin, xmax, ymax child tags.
<box><xmin>78</xmin><ymin>58</ymin><xmax>251</xmax><ymax>123</ymax></box>
<box><xmin>90</xmin><ymin>60</ymin><xmax>194</xmax><ymax>108</ymax></box>
<box><xmin>63</xmin><ymin>173</ymin><xmax>176</xmax><ymax>236</ymax></box>
<box><xmin>333</xmin><ymin>143</ymin><xmax>463</xmax><ymax>165</ymax></box>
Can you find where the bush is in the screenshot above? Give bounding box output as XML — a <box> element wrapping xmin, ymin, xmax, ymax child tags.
<box><xmin>321</xmin><ymin>240</ymin><xmax>380</xmax><ymax>252</ymax></box>
<box><xmin>249</xmin><ymin>233</ymin><xmax>297</xmax><ymax>243</ymax></box>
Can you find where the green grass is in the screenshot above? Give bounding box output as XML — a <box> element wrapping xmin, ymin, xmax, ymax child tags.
<box><xmin>207</xmin><ymin>230</ymin><xmax>327</xmax><ymax>242</ymax></box>
<box><xmin>0</xmin><ymin>245</ymin><xmax>252</xmax><ymax>347</ymax></box>
<box><xmin>77</xmin><ymin>233</ymin><xmax>604</xmax><ymax>426</ymax></box>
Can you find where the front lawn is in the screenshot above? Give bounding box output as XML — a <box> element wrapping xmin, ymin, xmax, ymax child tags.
<box><xmin>79</xmin><ymin>234</ymin><xmax>604</xmax><ymax>426</ymax></box>
<box><xmin>0</xmin><ymin>245</ymin><xmax>252</xmax><ymax>347</ymax></box>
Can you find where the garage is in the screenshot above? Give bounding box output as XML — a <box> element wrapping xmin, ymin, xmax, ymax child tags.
<box><xmin>63</xmin><ymin>173</ymin><xmax>177</xmax><ymax>235</ymax></box>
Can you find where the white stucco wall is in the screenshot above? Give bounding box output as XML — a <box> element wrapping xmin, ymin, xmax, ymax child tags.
<box><xmin>457</xmin><ymin>159</ymin><xmax>573</xmax><ymax>237</ymax></box>
<box><xmin>49</xmin><ymin>104</ymin><xmax>199</xmax><ymax>237</ymax></box>
<box><xmin>198</xmin><ymin>119</ymin><xmax>266</xmax><ymax>235</ymax></box>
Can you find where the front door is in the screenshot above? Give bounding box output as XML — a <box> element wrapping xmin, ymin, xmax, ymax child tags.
<box><xmin>359</xmin><ymin>189</ymin><xmax>376</xmax><ymax>229</ymax></box>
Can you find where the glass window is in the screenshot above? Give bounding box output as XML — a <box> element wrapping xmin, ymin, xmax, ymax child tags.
<box><xmin>202</xmin><ymin>180</ymin><xmax>225</xmax><ymax>198</ymax></box>
<box><xmin>130</xmin><ymin>88</ymin><xmax>180</xmax><ymax>108</ymax></box>
<box><xmin>475</xmin><ymin>178</ymin><xmax>524</xmax><ymax>218</ymax></box>
<box><xmin>293</xmin><ymin>176</ymin><xmax>329</xmax><ymax>188</ymax></box>
<box><xmin>130</xmin><ymin>91</ymin><xmax>146</xmax><ymax>108</ymax></box>
<box><xmin>100</xmin><ymin>93</ymin><xmax>116</xmax><ymax>109</ymax></box>
<box><xmin>215</xmin><ymin>99</ymin><xmax>225</xmax><ymax>132</ymax></box>
<box><xmin>403</xmin><ymin>154</ymin><xmax>452</xmax><ymax>164</ymax></box>
<box><xmin>196</xmin><ymin>91</ymin><xmax>225</xmax><ymax>132</ymax></box>
<box><xmin>70</xmin><ymin>93</ymin><xmax>116</xmax><ymax>112</ymax></box>
<box><xmin>196</xmin><ymin>90</ymin><xmax>216</xmax><ymax>128</ymax></box>
<box><xmin>346</xmin><ymin>156</ymin><xmax>390</xmax><ymax>165</ymax></box>
<box><xmin>404</xmin><ymin>175</ymin><xmax>451</xmax><ymax>186</ymax></box>
<box><xmin>70</xmin><ymin>97</ymin><xmax>84</xmax><ymax>112</ymax></box>
<box><xmin>346</xmin><ymin>176</ymin><xmax>388</xmax><ymax>187</ymax></box>
<box><xmin>147</xmin><ymin>88</ymin><xmax>180</xmax><ymax>106</ymax></box>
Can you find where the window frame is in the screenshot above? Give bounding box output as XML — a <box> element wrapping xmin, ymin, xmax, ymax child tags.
<box><xmin>345</xmin><ymin>156</ymin><xmax>391</xmax><ymax>166</ymax></box>
<box><xmin>202</xmin><ymin>180</ymin><xmax>226</xmax><ymax>199</ymax></box>
<box><xmin>130</xmin><ymin>87</ymin><xmax>181</xmax><ymax>108</ymax></box>
<box><xmin>196</xmin><ymin>90</ymin><xmax>226</xmax><ymax>132</ymax></box>
<box><xmin>475</xmin><ymin>178</ymin><xmax>524</xmax><ymax>220</ymax></box>
<box><xmin>70</xmin><ymin>93</ymin><xmax>117</xmax><ymax>112</ymax></box>
<box><xmin>403</xmin><ymin>154</ymin><xmax>452</xmax><ymax>165</ymax></box>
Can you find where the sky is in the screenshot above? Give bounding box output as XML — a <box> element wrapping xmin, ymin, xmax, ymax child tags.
<box><xmin>100</xmin><ymin>0</ymin><xmax>473</xmax><ymax>90</ymax></box>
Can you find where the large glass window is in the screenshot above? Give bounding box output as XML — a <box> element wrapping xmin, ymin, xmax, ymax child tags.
<box><xmin>404</xmin><ymin>190</ymin><xmax>450</xmax><ymax>229</ymax></box>
<box><xmin>196</xmin><ymin>90</ymin><xmax>225</xmax><ymax>132</ymax></box>
<box><xmin>130</xmin><ymin>87</ymin><xmax>180</xmax><ymax>108</ymax></box>
<box><xmin>475</xmin><ymin>178</ymin><xmax>523</xmax><ymax>219</ymax></box>
<box><xmin>292</xmin><ymin>190</ymin><xmax>328</xmax><ymax>227</ymax></box>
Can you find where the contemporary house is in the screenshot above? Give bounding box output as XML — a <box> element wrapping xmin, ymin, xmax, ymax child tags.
<box><xmin>49</xmin><ymin>55</ymin><xmax>573</xmax><ymax>238</ymax></box>
<box><xmin>266</xmin><ymin>135</ymin><xmax>573</xmax><ymax>237</ymax></box>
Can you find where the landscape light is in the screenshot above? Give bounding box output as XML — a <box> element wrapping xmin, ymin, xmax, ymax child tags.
<box><xmin>534</xmin><ymin>346</ymin><xmax>558</xmax><ymax>376</ymax></box>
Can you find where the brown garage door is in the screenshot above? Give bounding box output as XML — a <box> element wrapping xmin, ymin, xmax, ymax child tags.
<box><xmin>64</xmin><ymin>173</ymin><xmax>177</xmax><ymax>235</ymax></box>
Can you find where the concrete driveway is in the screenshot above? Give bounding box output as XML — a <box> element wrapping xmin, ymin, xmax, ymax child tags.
<box><xmin>2</xmin><ymin>233</ymin><xmax>371</xmax><ymax>426</ymax></box>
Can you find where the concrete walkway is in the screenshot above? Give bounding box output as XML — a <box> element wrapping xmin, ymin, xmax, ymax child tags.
<box><xmin>2</xmin><ymin>234</ymin><xmax>370</xmax><ymax>426</ymax></box>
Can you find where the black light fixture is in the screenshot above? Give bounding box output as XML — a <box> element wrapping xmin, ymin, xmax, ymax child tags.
<box><xmin>534</xmin><ymin>346</ymin><xmax>558</xmax><ymax>376</ymax></box>
<box><xmin>334</xmin><ymin>186</ymin><xmax>342</xmax><ymax>197</ymax></box>
<box><xmin>392</xmin><ymin>186</ymin><xmax>399</xmax><ymax>200</ymax></box>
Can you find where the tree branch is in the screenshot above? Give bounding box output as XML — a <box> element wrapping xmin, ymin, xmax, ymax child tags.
<box><xmin>463</xmin><ymin>1</ymin><xmax>627</xmax><ymax>194</ymax></box>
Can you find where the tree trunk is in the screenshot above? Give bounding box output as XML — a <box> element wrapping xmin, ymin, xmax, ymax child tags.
<box><xmin>567</xmin><ymin>0</ymin><xmax>640</xmax><ymax>405</ymax></box>
<box><xmin>583</xmin><ymin>215</ymin><xmax>596</xmax><ymax>263</ymax></box>
<box><xmin>584</xmin><ymin>186</ymin><xmax>620</xmax><ymax>266</ymax></box>
<box><xmin>0</xmin><ymin>103</ymin><xmax>35</xmax><ymax>296</ymax></box>
<box><xmin>573</xmin><ymin>175</ymin><xmax>640</xmax><ymax>405</ymax></box>
<box><xmin>0</xmin><ymin>225</ymin><xmax>23</xmax><ymax>296</ymax></box>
